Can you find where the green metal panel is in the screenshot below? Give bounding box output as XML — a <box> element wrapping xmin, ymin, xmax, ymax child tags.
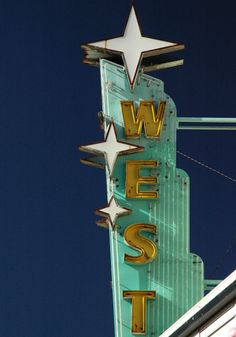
<box><xmin>100</xmin><ymin>59</ymin><xmax>204</xmax><ymax>337</ymax></box>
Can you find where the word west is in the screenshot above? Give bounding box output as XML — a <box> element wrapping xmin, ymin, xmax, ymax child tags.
<box><xmin>122</xmin><ymin>101</ymin><xmax>165</xmax><ymax>333</ymax></box>
<box><xmin>81</xmin><ymin>100</ymin><xmax>166</xmax><ymax>335</ymax></box>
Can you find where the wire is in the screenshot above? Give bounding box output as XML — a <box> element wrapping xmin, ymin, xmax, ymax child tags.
<box><xmin>177</xmin><ymin>150</ymin><xmax>236</xmax><ymax>183</ymax></box>
<box><xmin>209</xmin><ymin>234</ymin><xmax>236</xmax><ymax>278</ymax></box>
<box><xmin>177</xmin><ymin>149</ymin><xmax>235</xmax><ymax>279</ymax></box>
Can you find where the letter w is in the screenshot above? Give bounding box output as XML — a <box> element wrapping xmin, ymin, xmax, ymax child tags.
<box><xmin>121</xmin><ymin>101</ymin><xmax>166</xmax><ymax>138</ymax></box>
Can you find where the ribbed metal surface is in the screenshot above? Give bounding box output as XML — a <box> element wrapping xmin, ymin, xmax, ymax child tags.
<box><xmin>100</xmin><ymin>59</ymin><xmax>204</xmax><ymax>337</ymax></box>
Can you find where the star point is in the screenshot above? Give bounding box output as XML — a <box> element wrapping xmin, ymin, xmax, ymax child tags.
<box><xmin>83</xmin><ymin>6</ymin><xmax>184</xmax><ymax>88</ymax></box>
<box><xmin>96</xmin><ymin>197</ymin><xmax>131</xmax><ymax>229</ymax></box>
<box><xmin>79</xmin><ymin>122</ymin><xmax>143</xmax><ymax>175</ymax></box>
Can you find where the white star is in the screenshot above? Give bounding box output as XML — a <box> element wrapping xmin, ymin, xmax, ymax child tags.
<box><xmin>87</xmin><ymin>6</ymin><xmax>179</xmax><ymax>87</ymax></box>
<box><xmin>96</xmin><ymin>197</ymin><xmax>131</xmax><ymax>229</ymax></box>
<box><xmin>79</xmin><ymin>123</ymin><xmax>143</xmax><ymax>175</ymax></box>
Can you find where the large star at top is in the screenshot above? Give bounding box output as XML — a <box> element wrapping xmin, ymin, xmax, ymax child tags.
<box><xmin>79</xmin><ymin>123</ymin><xmax>143</xmax><ymax>176</ymax></box>
<box><xmin>87</xmin><ymin>6</ymin><xmax>178</xmax><ymax>87</ymax></box>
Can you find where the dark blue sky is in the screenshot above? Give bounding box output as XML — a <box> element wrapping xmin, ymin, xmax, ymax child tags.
<box><xmin>0</xmin><ymin>1</ymin><xmax>235</xmax><ymax>336</ymax></box>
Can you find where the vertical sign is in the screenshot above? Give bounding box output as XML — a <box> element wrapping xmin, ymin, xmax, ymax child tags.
<box><xmin>99</xmin><ymin>60</ymin><xmax>204</xmax><ymax>336</ymax></box>
<box><xmin>80</xmin><ymin>5</ymin><xmax>205</xmax><ymax>337</ymax></box>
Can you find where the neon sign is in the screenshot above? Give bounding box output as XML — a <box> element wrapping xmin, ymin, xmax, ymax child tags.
<box><xmin>80</xmin><ymin>5</ymin><xmax>205</xmax><ymax>337</ymax></box>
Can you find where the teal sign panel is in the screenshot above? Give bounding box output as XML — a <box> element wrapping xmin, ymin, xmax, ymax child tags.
<box><xmin>99</xmin><ymin>59</ymin><xmax>204</xmax><ymax>337</ymax></box>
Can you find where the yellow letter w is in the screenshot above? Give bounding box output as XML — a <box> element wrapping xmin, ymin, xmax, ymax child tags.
<box><xmin>121</xmin><ymin>100</ymin><xmax>166</xmax><ymax>138</ymax></box>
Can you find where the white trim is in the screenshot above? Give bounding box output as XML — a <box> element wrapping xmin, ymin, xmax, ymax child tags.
<box><xmin>200</xmin><ymin>303</ymin><xmax>235</xmax><ymax>336</ymax></box>
<box><xmin>160</xmin><ymin>270</ymin><xmax>236</xmax><ymax>337</ymax></box>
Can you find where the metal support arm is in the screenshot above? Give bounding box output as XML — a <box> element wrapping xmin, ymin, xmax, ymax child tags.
<box><xmin>177</xmin><ymin>117</ymin><xmax>236</xmax><ymax>130</ymax></box>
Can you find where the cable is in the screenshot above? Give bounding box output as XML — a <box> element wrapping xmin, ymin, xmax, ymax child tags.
<box><xmin>209</xmin><ymin>234</ymin><xmax>236</xmax><ymax>279</ymax></box>
<box><xmin>177</xmin><ymin>150</ymin><xmax>236</xmax><ymax>183</ymax></box>
<box><xmin>177</xmin><ymin>149</ymin><xmax>235</xmax><ymax>279</ymax></box>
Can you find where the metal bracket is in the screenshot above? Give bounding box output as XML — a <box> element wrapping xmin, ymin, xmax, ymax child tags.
<box><xmin>204</xmin><ymin>279</ymin><xmax>222</xmax><ymax>292</ymax></box>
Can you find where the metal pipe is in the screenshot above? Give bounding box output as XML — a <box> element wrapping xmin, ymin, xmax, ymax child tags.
<box><xmin>177</xmin><ymin>117</ymin><xmax>236</xmax><ymax>123</ymax></box>
<box><xmin>176</xmin><ymin>117</ymin><xmax>236</xmax><ymax>130</ymax></box>
<box><xmin>178</xmin><ymin>126</ymin><xmax>236</xmax><ymax>130</ymax></box>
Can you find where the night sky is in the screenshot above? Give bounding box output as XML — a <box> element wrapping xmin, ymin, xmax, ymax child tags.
<box><xmin>0</xmin><ymin>1</ymin><xmax>235</xmax><ymax>337</ymax></box>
